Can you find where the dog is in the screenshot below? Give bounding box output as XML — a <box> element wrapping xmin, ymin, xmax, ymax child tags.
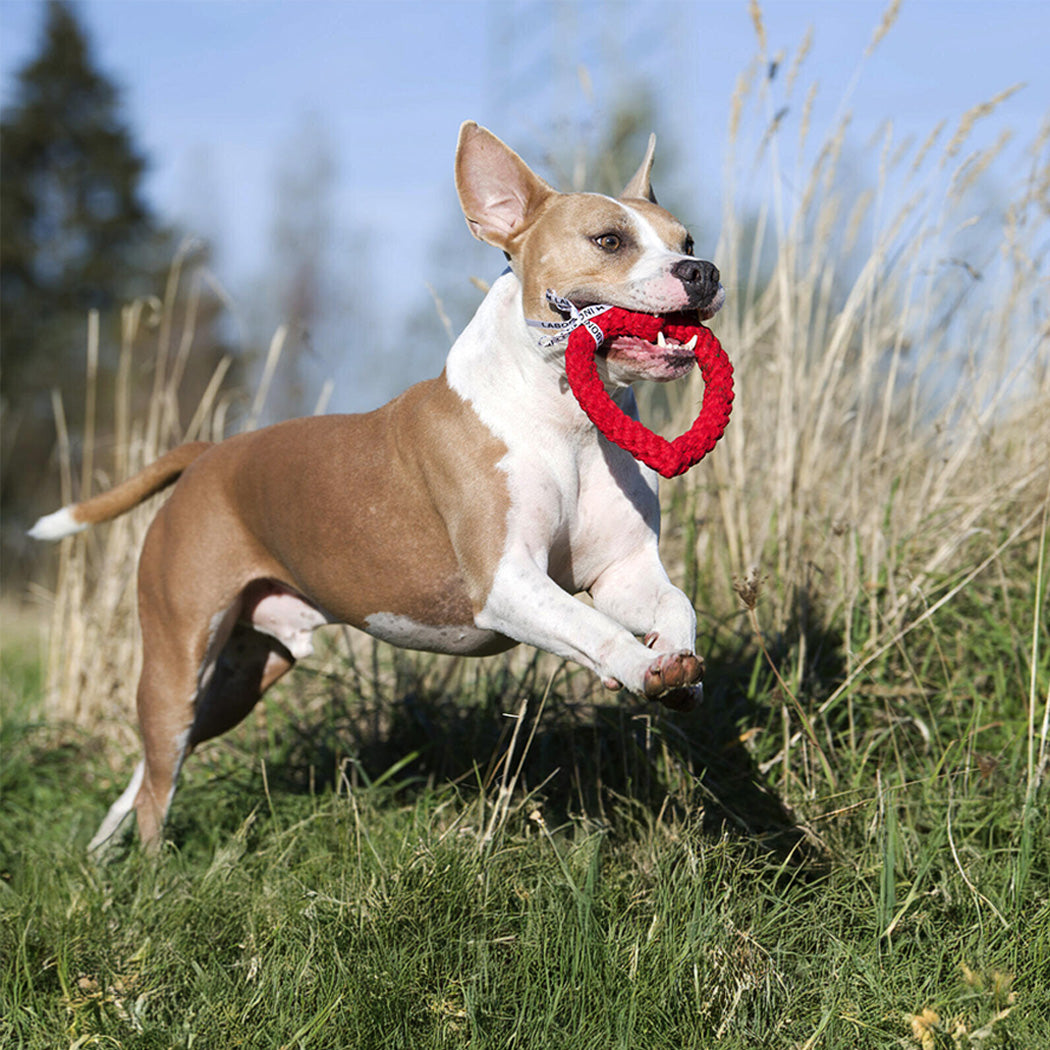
<box><xmin>31</xmin><ymin>122</ymin><xmax>725</xmax><ymax>850</ymax></box>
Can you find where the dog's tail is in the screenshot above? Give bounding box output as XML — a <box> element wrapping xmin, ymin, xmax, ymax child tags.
<box><xmin>29</xmin><ymin>441</ymin><xmax>213</xmax><ymax>541</ymax></box>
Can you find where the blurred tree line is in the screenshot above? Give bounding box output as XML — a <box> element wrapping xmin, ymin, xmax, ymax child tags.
<box><xmin>1</xmin><ymin>1</ymin><xmax>232</xmax><ymax>584</ymax></box>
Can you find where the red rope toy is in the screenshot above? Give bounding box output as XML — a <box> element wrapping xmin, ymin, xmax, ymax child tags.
<box><xmin>531</xmin><ymin>293</ymin><xmax>734</xmax><ymax>478</ymax></box>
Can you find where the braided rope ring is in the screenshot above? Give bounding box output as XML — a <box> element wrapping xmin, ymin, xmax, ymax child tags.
<box><xmin>563</xmin><ymin>307</ymin><xmax>734</xmax><ymax>478</ymax></box>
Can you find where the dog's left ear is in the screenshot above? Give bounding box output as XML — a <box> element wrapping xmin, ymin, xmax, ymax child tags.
<box><xmin>455</xmin><ymin>121</ymin><xmax>555</xmax><ymax>252</ymax></box>
<box><xmin>621</xmin><ymin>133</ymin><xmax>658</xmax><ymax>204</ymax></box>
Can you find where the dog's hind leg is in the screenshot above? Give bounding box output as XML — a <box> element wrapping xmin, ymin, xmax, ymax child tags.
<box><xmin>88</xmin><ymin>594</ymin><xmax>224</xmax><ymax>854</ymax></box>
<box><xmin>131</xmin><ymin>620</ymin><xmax>221</xmax><ymax>851</ymax></box>
<box><xmin>188</xmin><ymin>578</ymin><xmax>328</xmax><ymax>749</ymax></box>
<box><xmin>128</xmin><ymin>593</ymin><xmax>299</xmax><ymax>850</ymax></box>
<box><xmin>88</xmin><ymin>609</ymin><xmax>215</xmax><ymax>853</ymax></box>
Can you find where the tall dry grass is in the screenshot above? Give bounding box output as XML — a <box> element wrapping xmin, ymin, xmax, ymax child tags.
<box><xmin>31</xmin><ymin>25</ymin><xmax>1049</xmax><ymax>796</ymax></box>
<box><xmin>668</xmin><ymin>27</ymin><xmax>1050</xmax><ymax>664</ymax></box>
<box><xmin>650</xmin><ymin>19</ymin><xmax>1050</xmax><ymax>809</ymax></box>
<box><xmin>37</xmin><ymin>242</ymin><xmax>249</xmax><ymax>737</ymax></box>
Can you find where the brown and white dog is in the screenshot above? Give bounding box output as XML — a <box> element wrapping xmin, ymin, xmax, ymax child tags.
<box><xmin>31</xmin><ymin>122</ymin><xmax>725</xmax><ymax>850</ymax></box>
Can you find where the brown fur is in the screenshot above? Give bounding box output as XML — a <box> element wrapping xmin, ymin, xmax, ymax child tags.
<box><xmin>143</xmin><ymin>374</ymin><xmax>512</xmax><ymax>633</ymax></box>
<box><xmin>70</xmin><ymin>442</ymin><xmax>212</xmax><ymax>526</ymax></box>
<box><xmin>119</xmin><ymin>374</ymin><xmax>513</xmax><ymax>846</ymax></box>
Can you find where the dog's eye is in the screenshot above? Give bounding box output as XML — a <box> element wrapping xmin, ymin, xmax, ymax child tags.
<box><xmin>683</xmin><ymin>235</ymin><xmax>695</xmax><ymax>256</ymax></box>
<box><xmin>594</xmin><ymin>233</ymin><xmax>621</xmax><ymax>252</ymax></box>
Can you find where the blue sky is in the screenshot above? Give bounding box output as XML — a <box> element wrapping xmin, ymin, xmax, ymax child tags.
<box><xmin>2</xmin><ymin>0</ymin><xmax>1048</xmax><ymax>403</ymax></box>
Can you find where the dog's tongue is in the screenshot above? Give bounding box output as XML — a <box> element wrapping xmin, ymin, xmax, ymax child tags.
<box><xmin>563</xmin><ymin>306</ymin><xmax>734</xmax><ymax>478</ymax></box>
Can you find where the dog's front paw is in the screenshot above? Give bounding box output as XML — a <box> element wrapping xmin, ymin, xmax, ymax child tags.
<box><xmin>642</xmin><ymin>651</ymin><xmax>704</xmax><ymax>710</ymax></box>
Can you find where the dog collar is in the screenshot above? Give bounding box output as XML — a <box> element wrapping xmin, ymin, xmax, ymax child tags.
<box><xmin>527</xmin><ymin>289</ymin><xmax>734</xmax><ymax>479</ymax></box>
<box><xmin>526</xmin><ymin>290</ymin><xmax>613</xmax><ymax>347</ymax></box>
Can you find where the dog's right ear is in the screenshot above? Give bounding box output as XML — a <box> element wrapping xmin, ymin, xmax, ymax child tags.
<box><xmin>455</xmin><ymin>122</ymin><xmax>555</xmax><ymax>252</ymax></box>
<box><xmin>621</xmin><ymin>133</ymin><xmax>658</xmax><ymax>204</ymax></box>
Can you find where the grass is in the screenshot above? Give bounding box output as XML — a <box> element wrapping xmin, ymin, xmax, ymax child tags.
<box><xmin>4</xmin><ymin>8</ymin><xmax>1050</xmax><ymax>1047</ymax></box>
<box><xmin>2</xmin><ymin>645</ymin><xmax>1047</xmax><ymax>1047</ymax></box>
<box><xmin>3</xmin><ymin>563</ymin><xmax>1048</xmax><ymax>1046</ymax></box>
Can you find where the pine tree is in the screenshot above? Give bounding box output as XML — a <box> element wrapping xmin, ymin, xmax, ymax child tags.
<box><xmin>1</xmin><ymin>1</ymin><xmax>158</xmax><ymax>383</ymax></box>
<box><xmin>1</xmin><ymin>1</ymin><xmax>164</xmax><ymax>565</ymax></box>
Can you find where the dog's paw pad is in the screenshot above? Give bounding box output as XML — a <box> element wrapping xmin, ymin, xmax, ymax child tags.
<box><xmin>643</xmin><ymin>651</ymin><xmax>704</xmax><ymax>700</ymax></box>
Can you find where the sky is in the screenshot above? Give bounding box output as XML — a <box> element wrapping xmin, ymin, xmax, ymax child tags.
<box><xmin>2</xmin><ymin>0</ymin><xmax>1048</xmax><ymax>406</ymax></box>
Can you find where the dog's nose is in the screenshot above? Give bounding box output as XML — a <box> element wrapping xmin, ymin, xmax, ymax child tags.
<box><xmin>672</xmin><ymin>258</ymin><xmax>719</xmax><ymax>289</ymax></box>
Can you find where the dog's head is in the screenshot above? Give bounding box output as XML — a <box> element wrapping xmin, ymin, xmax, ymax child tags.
<box><xmin>455</xmin><ymin>121</ymin><xmax>725</xmax><ymax>385</ymax></box>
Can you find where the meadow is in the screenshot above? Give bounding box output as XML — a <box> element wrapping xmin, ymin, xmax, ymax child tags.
<box><xmin>3</xmin><ymin>20</ymin><xmax>1049</xmax><ymax>1049</ymax></box>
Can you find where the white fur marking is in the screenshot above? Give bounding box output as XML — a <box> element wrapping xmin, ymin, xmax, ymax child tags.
<box><xmin>28</xmin><ymin>506</ymin><xmax>86</xmax><ymax>541</ymax></box>
<box><xmin>167</xmin><ymin>728</ymin><xmax>192</xmax><ymax>811</ymax></box>
<box><xmin>197</xmin><ymin>606</ymin><xmax>237</xmax><ymax>695</ymax></box>
<box><xmin>88</xmin><ymin>760</ymin><xmax>145</xmax><ymax>851</ymax></box>
<box><xmin>250</xmin><ymin>592</ymin><xmax>327</xmax><ymax>659</ymax></box>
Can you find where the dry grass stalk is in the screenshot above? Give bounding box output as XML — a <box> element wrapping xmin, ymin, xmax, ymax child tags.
<box><xmin>785</xmin><ymin>26</ymin><xmax>812</xmax><ymax>98</ymax></box>
<box><xmin>944</xmin><ymin>84</ymin><xmax>1025</xmax><ymax>162</ymax></box>
<box><xmin>865</xmin><ymin>0</ymin><xmax>902</xmax><ymax>57</ymax></box>
<box><xmin>40</xmin><ymin>251</ymin><xmax>251</xmax><ymax>736</ymax></box>
<box><xmin>666</xmin><ymin>45</ymin><xmax>1050</xmax><ymax>673</ymax></box>
<box><xmin>748</xmin><ymin>0</ymin><xmax>767</xmax><ymax>57</ymax></box>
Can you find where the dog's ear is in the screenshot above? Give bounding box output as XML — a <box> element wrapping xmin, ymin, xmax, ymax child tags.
<box><xmin>621</xmin><ymin>133</ymin><xmax>658</xmax><ymax>204</ymax></box>
<box><xmin>455</xmin><ymin>122</ymin><xmax>555</xmax><ymax>251</ymax></box>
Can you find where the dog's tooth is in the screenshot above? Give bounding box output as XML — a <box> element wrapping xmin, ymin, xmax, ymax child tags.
<box><xmin>683</xmin><ymin>334</ymin><xmax>698</xmax><ymax>352</ymax></box>
<box><xmin>656</xmin><ymin>331</ymin><xmax>667</xmax><ymax>348</ymax></box>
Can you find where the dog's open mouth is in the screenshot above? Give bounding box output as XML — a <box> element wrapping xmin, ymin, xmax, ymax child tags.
<box><xmin>600</xmin><ymin>309</ymin><xmax>705</xmax><ymax>382</ymax></box>
<box><xmin>536</xmin><ymin>289</ymin><xmax>725</xmax><ymax>384</ymax></box>
<box><xmin>559</xmin><ymin>302</ymin><xmax>734</xmax><ymax>478</ymax></box>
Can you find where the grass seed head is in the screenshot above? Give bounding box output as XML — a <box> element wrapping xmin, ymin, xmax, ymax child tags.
<box><xmin>733</xmin><ymin>567</ymin><xmax>763</xmax><ymax>612</ymax></box>
<box><xmin>907</xmin><ymin>1007</ymin><xmax>941</xmax><ymax>1049</ymax></box>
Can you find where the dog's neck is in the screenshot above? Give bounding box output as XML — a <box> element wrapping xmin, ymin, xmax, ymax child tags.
<box><xmin>446</xmin><ymin>271</ymin><xmax>631</xmax><ymax>444</ymax></box>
